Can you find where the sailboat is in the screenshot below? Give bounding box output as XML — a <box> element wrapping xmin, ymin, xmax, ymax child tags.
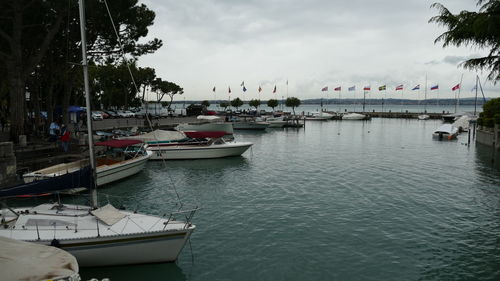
<box><xmin>0</xmin><ymin>0</ymin><xmax>196</xmax><ymax>267</ymax></box>
<box><xmin>418</xmin><ymin>76</ymin><xmax>430</xmax><ymax>120</ymax></box>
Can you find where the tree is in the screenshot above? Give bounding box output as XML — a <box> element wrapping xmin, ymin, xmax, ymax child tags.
<box><xmin>249</xmin><ymin>99</ymin><xmax>261</xmax><ymax>111</ymax></box>
<box><xmin>285</xmin><ymin>97</ymin><xmax>301</xmax><ymax>115</ymax></box>
<box><xmin>201</xmin><ymin>100</ymin><xmax>211</xmax><ymax>107</ymax></box>
<box><xmin>151</xmin><ymin>78</ymin><xmax>183</xmax><ymax>110</ymax></box>
<box><xmin>430</xmin><ymin>0</ymin><xmax>500</xmax><ymax>83</ymax></box>
<box><xmin>478</xmin><ymin>97</ymin><xmax>500</xmax><ymax>127</ymax></box>
<box><xmin>220</xmin><ymin>102</ymin><xmax>229</xmax><ymax>110</ymax></box>
<box><xmin>230</xmin><ymin>98</ymin><xmax>243</xmax><ymax>110</ymax></box>
<box><xmin>267</xmin><ymin>99</ymin><xmax>279</xmax><ymax>111</ymax></box>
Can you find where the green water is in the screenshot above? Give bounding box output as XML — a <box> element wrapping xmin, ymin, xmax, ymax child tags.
<box><xmin>81</xmin><ymin>118</ymin><xmax>500</xmax><ymax>281</ymax></box>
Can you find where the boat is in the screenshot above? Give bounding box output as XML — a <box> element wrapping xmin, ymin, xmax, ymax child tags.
<box><xmin>265</xmin><ymin>116</ymin><xmax>288</xmax><ymax>128</ymax></box>
<box><xmin>452</xmin><ymin>114</ymin><xmax>477</xmax><ymax>132</ymax></box>
<box><xmin>432</xmin><ymin>124</ymin><xmax>459</xmax><ymax>140</ymax></box>
<box><xmin>442</xmin><ymin>113</ymin><xmax>462</xmax><ymax>123</ymax></box>
<box><xmin>147</xmin><ymin>131</ymin><xmax>253</xmax><ymax>160</ymax></box>
<box><xmin>229</xmin><ymin>116</ymin><xmax>270</xmax><ymax>130</ymax></box>
<box><xmin>22</xmin><ymin>139</ymin><xmax>152</xmax><ymax>187</ymax></box>
<box><xmin>0</xmin><ymin>0</ymin><xmax>196</xmax><ymax>267</ymax></box>
<box><xmin>418</xmin><ymin>114</ymin><xmax>430</xmax><ymax>120</ymax></box>
<box><xmin>0</xmin><ymin>236</ymin><xmax>80</xmax><ymax>280</ymax></box>
<box><xmin>342</xmin><ymin>113</ymin><xmax>369</xmax><ymax>120</ymax></box>
<box><xmin>305</xmin><ymin>110</ymin><xmax>334</xmax><ymax>121</ymax></box>
<box><xmin>176</xmin><ymin>115</ymin><xmax>234</xmax><ymax>135</ymax></box>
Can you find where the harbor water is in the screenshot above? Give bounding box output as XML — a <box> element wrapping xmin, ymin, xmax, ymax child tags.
<box><xmin>79</xmin><ymin>118</ymin><xmax>499</xmax><ymax>281</ymax></box>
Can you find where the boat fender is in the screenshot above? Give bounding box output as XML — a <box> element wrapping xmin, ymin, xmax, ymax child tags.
<box><xmin>447</xmin><ymin>135</ymin><xmax>452</xmax><ymax>140</ymax></box>
<box><xmin>50</xmin><ymin>238</ymin><xmax>61</xmax><ymax>248</ymax></box>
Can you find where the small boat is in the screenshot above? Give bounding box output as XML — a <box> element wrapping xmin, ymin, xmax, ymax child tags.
<box><xmin>265</xmin><ymin>116</ymin><xmax>288</xmax><ymax>128</ymax></box>
<box><xmin>305</xmin><ymin>111</ymin><xmax>334</xmax><ymax>121</ymax></box>
<box><xmin>147</xmin><ymin>131</ymin><xmax>253</xmax><ymax>160</ymax></box>
<box><xmin>418</xmin><ymin>114</ymin><xmax>430</xmax><ymax>120</ymax></box>
<box><xmin>452</xmin><ymin>114</ymin><xmax>477</xmax><ymax>132</ymax></box>
<box><xmin>442</xmin><ymin>113</ymin><xmax>461</xmax><ymax>123</ymax></box>
<box><xmin>23</xmin><ymin>139</ymin><xmax>151</xmax><ymax>187</ymax></box>
<box><xmin>230</xmin><ymin>116</ymin><xmax>270</xmax><ymax>130</ymax></box>
<box><xmin>176</xmin><ymin>115</ymin><xmax>234</xmax><ymax>135</ymax></box>
<box><xmin>342</xmin><ymin>113</ymin><xmax>369</xmax><ymax>120</ymax></box>
<box><xmin>433</xmin><ymin>124</ymin><xmax>459</xmax><ymax>140</ymax></box>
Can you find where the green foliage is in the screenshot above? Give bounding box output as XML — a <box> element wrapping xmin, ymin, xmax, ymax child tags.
<box><xmin>285</xmin><ymin>97</ymin><xmax>301</xmax><ymax>114</ymax></box>
<box><xmin>219</xmin><ymin>102</ymin><xmax>229</xmax><ymax>109</ymax></box>
<box><xmin>249</xmin><ymin>99</ymin><xmax>261</xmax><ymax>109</ymax></box>
<box><xmin>230</xmin><ymin>98</ymin><xmax>243</xmax><ymax>109</ymax></box>
<box><xmin>267</xmin><ymin>99</ymin><xmax>279</xmax><ymax>110</ymax></box>
<box><xmin>201</xmin><ymin>100</ymin><xmax>210</xmax><ymax>107</ymax></box>
<box><xmin>482</xmin><ymin>98</ymin><xmax>500</xmax><ymax>119</ymax></box>
<box><xmin>430</xmin><ymin>0</ymin><xmax>500</xmax><ymax>82</ymax></box>
<box><xmin>151</xmin><ymin>78</ymin><xmax>183</xmax><ymax>109</ymax></box>
<box><xmin>495</xmin><ymin>114</ymin><xmax>500</xmax><ymax>125</ymax></box>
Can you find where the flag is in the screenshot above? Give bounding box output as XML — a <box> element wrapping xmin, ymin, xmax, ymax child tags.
<box><xmin>321</xmin><ymin>86</ymin><xmax>328</xmax><ymax>91</ymax></box>
<box><xmin>378</xmin><ymin>85</ymin><xmax>386</xmax><ymax>91</ymax></box>
<box><xmin>430</xmin><ymin>85</ymin><xmax>438</xmax><ymax>90</ymax></box>
<box><xmin>240</xmin><ymin>81</ymin><xmax>245</xmax><ymax>87</ymax></box>
<box><xmin>258</xmin><ymin>86</ymin><xmax>262</xmax><ymax>92</ymax></box>
<box><xmin>452</xmin><ymin>84</ymin><xmax>460</xmax><ymax>91</ymax></box>
<box><xmin>395</xmin><ymin>85</ymin><xmax>403</xmax><ymax>91</ymax></box>
<box><xmin>334</xmin><ymin>86</ymin><xmax>341</xmax><ymax>91</ymax></box>
<box><xmin>243</xmin><ymin>86</ymin><xmax>247</xmax><ymax>92</ymax></box>
<box><xmin>412</xmin><ymin>85</ymin><xmax>420</xmax><ymax>90</ymax></box>
<box><xmin>212</xmin><ymin>86</ymin><xmax>216</xmax><ymax>92</ymax></box>
<box><xmin>363</xmin><ymin>86</ymin><xmax>370</xmax><ymax>91</ymax></box>
<box><xmin>471</xmin><ymin>85</ymin><xmax>477</xmax><ymax>92</ymax></box>
<box><xmin>348</xmin><ymin>86</ymin><xmax>355</xmax><ymax>91</ymax></box>
<box><xmin>228</xmin><ymin>86</ymin><xmax>231</xmax><ymax>93</ymax></box>
<box><xmin>273</xmin><ymin>85</ymin><xmax>276</xmax><ymax>93</ymax></box>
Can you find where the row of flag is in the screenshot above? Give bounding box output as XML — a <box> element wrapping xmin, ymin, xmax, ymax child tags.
<box><xmin>213</xmin><ymin>81</ymin><xmax>277</xmax><ymax>94</ymax></box>
<box><xmin>320</xmin><ymin>84</ymin><xmax>461</xmax><ymax>92</ymax></box>
<box><xmin>212</xmin><ymin>81</ymin><xmax>472</xmax><ymax>94</ymax></box>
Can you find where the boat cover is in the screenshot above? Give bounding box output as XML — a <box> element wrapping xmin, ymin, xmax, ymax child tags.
<box><xmin>122</xmin><ymin>129</ymin><xmax>186</xmax><ymax>142</ymax></box>
<box><xmin>0</xmin><ymin>236</ymin><xmax>79</xmax><ymax>281</ymax></box>
<box><xmin>91</xmin><ymin>204</ymin><xmax>126</xmax><ymax>226</ymax></box>
<box><xmin>197</xmin><ymin>115</ymin><xmax>220</xmax><ymax>120</ymax></box>
<box><xmin>0</xmin><ymin>166</ymin><xmax>92</xmax><ymax>198</ymax></box>
<box><xmin>95</xmin><ymin>139</ymin><xmax>143</xmax><ymax>148</ymax></box>
<box><xmin>184</xmin><ymin>131</ymin><xmax>226</xmax><ymax>139</ymax></box>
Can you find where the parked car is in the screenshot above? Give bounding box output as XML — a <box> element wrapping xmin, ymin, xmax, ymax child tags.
<box><xmin>97</xmin><ymin>111</ymin><xmax>110</xmax><ymax>119</ymax></box>
<box><xmin>104</xmin><ymin>110</ymin><xmax>119</xmax><ymax>118</ymax></box>
<box><xmin>91</xmin><ymin>111</ymin><xmax>103</xmax><ymax>120</ymax></box>
<box><xmin>123</xmin><ymin>110</ymin><xmax>135</xmax><ymax>118</ymax></box>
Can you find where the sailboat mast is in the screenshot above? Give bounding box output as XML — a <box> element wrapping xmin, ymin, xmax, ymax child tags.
<box><xmin>79</xmin><ymin>0</ymin><xmax>98</xmax><ymax>208</ymax></box>
<box><xmin>455</xmin><ymin>74</ymin><xmax>463</xmax><ymax>113</ymax></box>
<box><xmin>424</xmin><ymin>74</ymin><xmax>427</xmax><ymax>113</ymax></box>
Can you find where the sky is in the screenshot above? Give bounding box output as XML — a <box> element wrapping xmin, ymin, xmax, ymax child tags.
<box><xmin>137</xmin><ymin>0</ymin><xmax>499</xmax><ymax>101</ymax></box>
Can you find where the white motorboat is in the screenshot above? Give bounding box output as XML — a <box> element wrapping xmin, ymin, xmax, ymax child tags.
<box><xmin>0</xmin><ymin>0</ymin><xmax>196</xmax><ymax>268</ymax></box>
<box><xmin>176</xmin><ymin>115</ymin><xmax>234</xmax><ymax>135</ymax></box>
<box><xmin>147</xmin><ymin>131</ymin><xmax>253</xmax><ymax>160</ymax></box>
<box><xmin>305</xmin><ymin>111</ymin><xmax>334</xmax><ymax>121</ymax></box>
<box><xmin>265</xmin><ymin>116</ymin><xmax>288</xmax><ymax>128</ymax></box>
<box><xmin>23</xmin><ymin>139</ymin><xmax>152</xmax><ymax>187</ymax></box>
<box><xmin>342</xmin><ymin>113</ymin><xmax>367</xmax><ymax>120</ymax></box>
<box><xmin>230</xmin><ymin>116</ymin><xmax>270</xmax><ymax>130</ymax></box>
<box><xmin>0</xmin><ymin>203</ymin><xmax>196</xmax><ymax>267</ymax></box>
<box><xmin>432</xmin><ymin>124</ymin><xmax>459</xmax><ymax>140</ymax></box>
<box><xmin>418</xmin><ymin>114</ymin><xmax>430</xmax><ymax>120</ymax></box>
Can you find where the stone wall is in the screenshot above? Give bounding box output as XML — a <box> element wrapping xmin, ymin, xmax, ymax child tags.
<box><xmin>476</xmin><ymin>125</ymin><xmax>500</xmax><ymax>150</ymax></box>
<box><xmin>0</xmin><ymin>142</ymin><xmax>17</xmax><ymax>186</ymax></box>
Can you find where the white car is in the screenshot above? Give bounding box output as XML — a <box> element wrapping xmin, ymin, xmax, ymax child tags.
<box><xmin>123</xmin><ymin>110</ymin><xmax>135</xmax><ymax>118</ymax></box>
<box><xmin>91</xmin><ymin>111</ymin><xmax>103</xmax><ymax>120</ymax></box>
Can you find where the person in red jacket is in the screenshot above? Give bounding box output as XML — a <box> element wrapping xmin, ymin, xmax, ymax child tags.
<box><xmin>60</xmin><ymin>125</ymin><xmax>71</xmax><ymax>152</ymax></box>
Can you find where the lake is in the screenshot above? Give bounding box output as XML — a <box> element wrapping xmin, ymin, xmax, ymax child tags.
<box><xmin>81</xmin><ymin>117</ymin><xmax>500</xmax><ymax>281</ymax></box>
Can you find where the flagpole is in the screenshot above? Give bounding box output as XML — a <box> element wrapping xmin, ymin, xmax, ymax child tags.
<box><xmin>455</xmin><ymin>74</ymin><xmax>463</xmax><ymax>113</ymax></box>
<box><xmin>363</xmin><ymin>90</ymin><xmax>366</xmax><ymax>113</ymax></box>
<box><xmin>424</xmin><ymin>74</ymin><xmax>428</xmax><ymax>113</ymax></box>
<box><xmin>474</xmin><ymin>75</ymin><xmax>478</xmax><ymax>116</ymax></box>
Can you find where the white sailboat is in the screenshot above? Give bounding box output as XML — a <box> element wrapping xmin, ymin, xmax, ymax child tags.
<box><xmin>0</xmin><ymin>0</ymin><xmax>196</xmax><ymax>267</ymax></box>
<box><xmin>418</xmin><ymin>75</ymin><xmax>430</xmax><ymax>120</ymax></box>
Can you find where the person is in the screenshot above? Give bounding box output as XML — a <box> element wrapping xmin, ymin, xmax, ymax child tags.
<box><xmin>49</xmin><ymin>121</ymin><xmax>60</xmax><ymax>142</ymax></box>
<box><xmin>60</xmin><ymin>125</ymin><xmax>70</xmax><ymax>152</ymax></box>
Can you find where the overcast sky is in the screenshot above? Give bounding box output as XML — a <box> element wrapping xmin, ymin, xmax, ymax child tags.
<box><xmin>137</xmin><ymin>0</ymin><xmax>499</xmax><ymax>101</ymax></box>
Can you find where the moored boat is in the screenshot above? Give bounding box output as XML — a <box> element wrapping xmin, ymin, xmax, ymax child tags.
<box><xmin>342</xmin><ymin>113</ymin><xmax>369</xmax><ymax>120</ymax></box>
<box><xmin>432</xmin><ymin>123</ymin><xmax>459</xmax><ymax>140</ymax></box>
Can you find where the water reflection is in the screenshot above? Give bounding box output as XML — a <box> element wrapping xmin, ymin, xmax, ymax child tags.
<box><xmin>80</xmin><ymin>262</ymin><xmax>188</xmax><ymax>281</ymax></box>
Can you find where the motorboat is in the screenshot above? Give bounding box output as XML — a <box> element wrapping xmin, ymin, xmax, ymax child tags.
<box><xmin>418</xmin><ymin>114</ymin><xmax>430</xmax><ymax>120</ymax></box>
<box><xmin>342</xmin><ymin>113</ymin><xmax>369</xmax><ymax>120</ymax></box>
<box><xmin>265</xmin><ymin>116</ymin><xmax>288</xmax><ymax>128</ymax></box>
<box><xmin>305</xmin><ymin>111</ymin><xmax>334</xmax><ymax>121</ymax></box>
<box><xmin>176</xmin><ymin>115</ymin><xmax>234</xmax><ymax>135</ymax></box>
<box><xmin>442</xmin><ymin>113</ymin><xmax>462</xmax><ymax>123</ymax></box>
<box><xmin>0</xmin><ymin>203</ymin><xmax>197</xmax><ymax>267</ymax></box>
<box><xmin>147</xmin><ymin>131</ymin><xmax>253</xmax><ymax>160</ymax></box>
<box><xmin>432</xmin><ymin>124</ymin><xmax>459</xmax><ymax>140</ymax></box>
<box><xmin>23</xmin><ymin>139</ymin><xmax>152</xmax><ymax>187</ymax></box>
<box><xmin>229</xmin><ymin>116</ymin><xmax>270</xmax><ymax>130</ymax></box>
